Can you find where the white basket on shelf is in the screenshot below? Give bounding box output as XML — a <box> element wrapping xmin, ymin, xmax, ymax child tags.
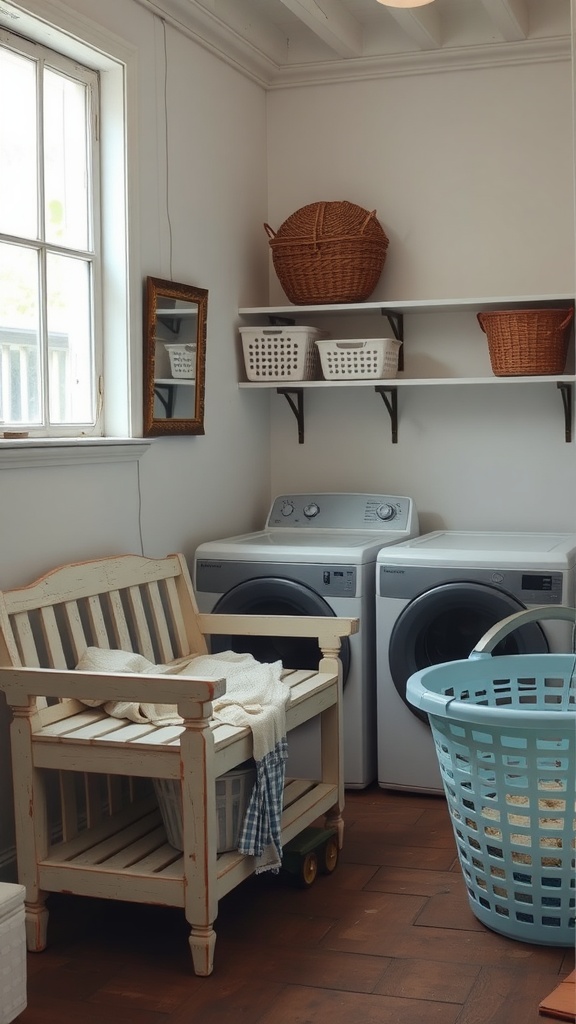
<box><xmin>153</xmin><ymin>764</ymin><xmax>256</xmax><ymax>853</ymax></box>
<box><xmin>164</xmin><ymin>342</ymin><xmax>196</xmax><ymax>379</ymax></box>
<box><xmin>240</xmin><ymin>326</ymin><xmax>326</xmax><ymax>381</ymax></box>
<box><xmin>316</xmin><ymin>338</ymin><xmax>400</xmax><ymax>380</ymax></box>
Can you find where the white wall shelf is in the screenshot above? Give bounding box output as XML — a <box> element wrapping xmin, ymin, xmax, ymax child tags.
<box><xmin>238</xmin><ymin>295</ymin><xmax>574</xmax><ymax>318</ymax></box>
<box><xmin>154</xmin><ymin>378</ymin><xmax>195</xmax><ymax>385</ymax></box>
<box><xmin>238</xmin><ymin>296</ymin><xmax>575</xmax><ymax>443</ymax></box>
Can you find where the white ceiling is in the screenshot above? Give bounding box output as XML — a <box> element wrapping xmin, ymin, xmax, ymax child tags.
<box><xmin>161</xmin><ymin>0</ymin><xmax>572</xmax><ymax>86</ymax></box>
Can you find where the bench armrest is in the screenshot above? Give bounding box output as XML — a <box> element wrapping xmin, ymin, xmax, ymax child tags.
<box><xmin>0</xmin><ymin>665</ymin><xmax>225</xmax><ymax>715</ymax></box>
<box><xmin>198</xmin><ymin>614</ymin><xmax>359</xmax><ymax>649</ymax></box>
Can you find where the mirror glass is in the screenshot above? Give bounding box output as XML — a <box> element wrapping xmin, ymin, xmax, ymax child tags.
<box><xmin>143</xmin><ymin>277</ymin><xmax>207</xmax><ymax>436</ymax></box>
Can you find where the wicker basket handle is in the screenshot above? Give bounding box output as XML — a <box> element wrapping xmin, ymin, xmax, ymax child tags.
<box><xmin>311</xmin><ymin>202</ymin><xmax>326</xmax><ymax>249</ymax></box>
<box><xmin>470</xmin><ymin>604</ymin><xmax>576</xmax><ymax>657</ymax></box>
<box><xmin>263</xmin><ymin>223</ymin><xmax>277</xmax><ymax>240</ymax></box>
<box><xmin>359</xmin><ymin>209</ymin><xmax>378</xmax><ymax>235</ymax></box>
<box><xmin>559</xmin><ymin>308</ymin><xmax>574</xmax><ymax>331</ymax></box>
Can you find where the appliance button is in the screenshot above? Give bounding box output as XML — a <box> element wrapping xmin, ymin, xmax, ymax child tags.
<box><xmin>304</xmin><ymin>502</ymin><xmax>320</xmax><ymax>518</ymax></box>
<box><xmin>376</xmin><ymin>503</ymin><xmax>396</xmax><ymax>521</ymax></box>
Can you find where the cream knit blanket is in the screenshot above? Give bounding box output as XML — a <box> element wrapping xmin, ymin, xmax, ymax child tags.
<box><xmin>76</xmin><ymin>647</ymin><xmax>289</xmax><ymax>761</ymax></box>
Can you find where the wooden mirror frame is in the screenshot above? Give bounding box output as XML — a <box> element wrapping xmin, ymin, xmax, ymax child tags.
<box><xmin>143</xmin><ymin>277</ymin><xmax>207</xmax><ymax>437</ymax></box>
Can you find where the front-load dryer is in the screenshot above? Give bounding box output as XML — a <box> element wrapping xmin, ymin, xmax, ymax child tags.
<box><xmin>376</xmin><ymin>531</ymin><xmax>576</xmax><ymax>794</ymax></box>
<box><xmin>194</xmin><ymin>493</ymin><xmax>418</xmax><ymax>789</ymax></box>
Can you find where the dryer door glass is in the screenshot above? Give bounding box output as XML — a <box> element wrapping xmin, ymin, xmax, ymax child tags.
<box><xmin>210</xmin><ymin>577</ymin><xmax>351</xmax><ymax>684</ymax></box>
<box><xmin>389</xmin><ymin>582</ymin><xmax>548</xmax><ymax>723</ymax></box>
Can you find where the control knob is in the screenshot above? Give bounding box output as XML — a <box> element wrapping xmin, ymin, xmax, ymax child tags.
<box><xmin>303</xmin><ymin>503</ymin><xmax>320</xmax><ymax>519</ymax></box>
<box><xmin>280</xmin><ymin>502</ymin><xmax>295</xmax><ymax>517</ymax></box>
<box><xmin>376</xmin><ymin>503</ymin><xmax>396</xmax><ymax>522</ymax></box>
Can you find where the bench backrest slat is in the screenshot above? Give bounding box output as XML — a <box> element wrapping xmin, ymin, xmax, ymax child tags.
<box><xmin>107</xmin><ymin>591</ymin><xmax>133</xmax><ymax>651</ymax></box>
<box><xmin>11</xmin><ymin>610</ymin><xmax>41</xmax><ymax>667</ymax></box>
<box><xmin>63</xmin><ymin>600</ymin><xmax>91</xmax><ymax>665</ymax></box>
<box><xmin>147</xmin><ymin>580</ymin><xmax>175</xmax><ymax>663</ymax></box>
<box><xmin>39</xmin><ymin>605</ymin><xmax>68</xmax><ymax>668</ymax></box>
<box><xmin>125</xmin><ymin>585</ymin><xmax>155</xmax><ymax>662</ymax></box>
<box><xmin>86</xmin><ymin>594</ymin><xmax>111</xmax><ymax>650</ymax></box>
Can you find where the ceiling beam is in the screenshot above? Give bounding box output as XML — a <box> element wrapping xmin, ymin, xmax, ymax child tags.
<box><xmin>479</xmin><ymin>0</ymin><xmax>528</xmax><ymax>41</ymax></box>
<box><xmin>278</xmin><ymin>0</ymin><xmax>364</xmax><ymax>58</ymax></box>
<box><xmin>384</xmin><ymin>5</ymin><xmax>442</xmax><ymax>50</ymax></box>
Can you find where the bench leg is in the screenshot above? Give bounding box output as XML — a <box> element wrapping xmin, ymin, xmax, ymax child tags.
<box><xmin>24</xmin><ymin>895</ymin><xmax>49</xmax><ymax>952</ymax></box>
<box><xmin>189</xmin><ymin>924</ymin><xmax>216</xmax><ymax>976</ymax></box>
<box><xmin>324</xmin><ymin>807</ymin><xmax>344</xmax><ymax>848</ymax></box>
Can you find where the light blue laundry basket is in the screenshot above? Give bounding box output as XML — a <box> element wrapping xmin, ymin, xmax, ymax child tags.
<box><xmin>406</xmin><ymin>605</ymin><xmax>576</xmax><ymax>947</ymax></box>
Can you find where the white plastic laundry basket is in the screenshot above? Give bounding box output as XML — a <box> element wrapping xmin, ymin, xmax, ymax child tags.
<box><xmin>153</xmin><ymin>764</ymin><xmax>256</xmax><ymax>853</ymax></box>
<box><xmin>164</xmin><ymin>342</ymin><xmax>196</xmax><ymax>379</ymax></box>
<box><xmin>0</xmin><ymin>883</ymin><xmax>26</xmax><ymax>1024</ymax></box>
<box><xmin>316</xmin><ymin>338</ymin><xmax>400</xmax><ymax>379</ymax></box>
<box><xmin>240</xmin><ymin>326</ymin><xmax>326</xmax><ymax>381</ymax></box>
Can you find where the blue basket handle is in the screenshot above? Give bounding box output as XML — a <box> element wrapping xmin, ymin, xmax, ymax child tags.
<box><xmin>470</xmin><ymin>604</ymin><xmax>576</xmax><ymax>658</ymax></box>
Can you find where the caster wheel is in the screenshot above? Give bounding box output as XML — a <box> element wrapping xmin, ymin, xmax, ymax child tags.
<box><xmin>320</xmin><ymin>835</ymin><xmax>339</xmax><ymax>874</ymax></box>
<box><xmin>299</xmin><ymin>851</ymin><xmax>319</xmax><ymax>887</ymax></box>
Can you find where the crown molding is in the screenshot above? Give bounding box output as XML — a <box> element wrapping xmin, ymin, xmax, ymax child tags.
<box><xmin>137</xmin><ymin>1</ymin><xmax>571</xmax><ymax>90</ymax></box>
<box><xmin>267</xmin><ymin>36</ymin><xmax>572</xmax><ymax>90</ymax></box>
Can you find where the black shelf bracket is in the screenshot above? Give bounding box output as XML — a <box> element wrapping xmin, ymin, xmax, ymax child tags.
<box><xmin>557</xmin><ymin>381</ymin><xmax>573</xmax><ymax>442</ymax></box>
<box><xmin>154</xmin><ymin>382</ymin><xmax>175</xmax><ymax>418</ymax></box>
<box><xmin>277</xmin><ymin>387</ymin><xmax>305</xmax><ymax>443</ymax></box>
<box><xmin>158</xmin><ymin>315</ymin><xmax>181</xmax><ymax>335</ymax></box>
<box><xmin>382</xmin><ymin>310</ymin><xmax>404</xmax><ymax>371</ymax></box>
<box><xmin>268</xmin><ymin>315</ymin><xmax>296</xmax><ymax>326</ymax></box>
<box><xmin>375</xmin><ymin>386</ymin><xmax>398</xmax><ymax>443</ymax></box>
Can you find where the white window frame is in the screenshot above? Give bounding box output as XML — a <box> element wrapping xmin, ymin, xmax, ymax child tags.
<box><xmin>1</xmin><ymin>29</ymin><xmax>102</xmax><ymax>436</ymax></box>
<box><xmin>0</xmin><ymin>0</ymin><xmax>146</xmax><ymax>465</ymax></box>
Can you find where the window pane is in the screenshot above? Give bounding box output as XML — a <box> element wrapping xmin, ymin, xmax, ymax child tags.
<box><xmin>0</xmin><ymin>242</ymin><xmax>41</xmax><ymax>425</ymax></box>
<box><xmin>0</xmin><ymin>48</ymin><xmax>38</xmax><ymax>239</ymax></box>
<box><xmin>44</xmin><ymin>68</ymin><xmax>90</xmax><ymax>250</ymax></box>
<box><xmin>46</xmin><ymin>253</ymin><xmax>93</xmax><ymax>424</ymax></box>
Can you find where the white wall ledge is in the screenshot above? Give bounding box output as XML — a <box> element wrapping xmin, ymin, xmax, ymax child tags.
<box><xmin>0</xmin><ymin>438</ymin><xmax>152</xmax><ymax>469</ymax></box>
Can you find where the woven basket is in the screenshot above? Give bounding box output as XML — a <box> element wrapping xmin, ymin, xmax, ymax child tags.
<box><xmin>477</xmin><ymin>307</ymin><xmax>573</xmax><ymax>376</ymax></box>
<box><xmin>264</xmin><ymin>201</ymin><xmax>389</xmax><ymax>305</ymax></box>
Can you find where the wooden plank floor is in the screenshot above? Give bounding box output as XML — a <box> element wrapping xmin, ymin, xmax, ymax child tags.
<box><xmin>19</xmin><ymin>786</ymin><xmax>575</xmax><ymax>1024</ymax></box>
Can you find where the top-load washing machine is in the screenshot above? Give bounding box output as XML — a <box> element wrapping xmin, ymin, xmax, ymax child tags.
<box><xmin>194</xmin><ymin>493</ymin><xmax>419</xmax><ymax>789</ymax></box>
<box><xmin>376</xmin><ymin>530</ymin><xmax>576</xmax><ymax>794</ymax></box>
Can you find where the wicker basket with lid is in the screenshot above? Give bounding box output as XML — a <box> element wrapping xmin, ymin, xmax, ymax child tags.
<box><xmin>264</xmin><ymin>200</ymin><xmax>389</xmax><ymax>305</ymax></box>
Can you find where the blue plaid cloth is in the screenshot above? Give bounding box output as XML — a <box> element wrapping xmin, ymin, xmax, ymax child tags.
<box><xmin>237</xmin><ymin>737</ymin><xmax>288</xmax><ymax>872</ymax></box>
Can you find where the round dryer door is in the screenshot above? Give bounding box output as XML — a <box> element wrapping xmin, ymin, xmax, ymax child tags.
<box><xmin>210</xmin><ymin>577</ymin><xmax>351</xmax><ymax>684</ymax></box>
<box><xmin>389</xmin><ymin>581</ymin><xmax>548</xmax><ymax>723</ymax></box>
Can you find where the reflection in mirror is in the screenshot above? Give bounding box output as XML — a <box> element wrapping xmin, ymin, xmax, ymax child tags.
<box><xmin>143</xmin><ymin>277</ymin><xmax>207</xmax><ymax>436</ymax></box>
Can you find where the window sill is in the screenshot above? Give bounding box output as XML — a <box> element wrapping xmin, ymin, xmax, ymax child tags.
<box><xmin>0</xmin><ymin>437</ymin><xmax>152</xmax><ymax>469</ymax></box>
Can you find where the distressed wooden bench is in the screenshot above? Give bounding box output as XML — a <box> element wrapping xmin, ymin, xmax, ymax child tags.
<box><xmin>0</xmin><ymin>553</ymin><xmax>357</xmax><ymax>975</ymax></box>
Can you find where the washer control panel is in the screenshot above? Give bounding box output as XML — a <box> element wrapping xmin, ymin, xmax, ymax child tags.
<box><xmin>196</xmin><ymin>559</ymin><xmax>358</xmax><ymax>598</ymax></box>
<box><xmin>267</xmin><ymin>493</ymin><xmax>417</xmax><ymax>533</ymax></box>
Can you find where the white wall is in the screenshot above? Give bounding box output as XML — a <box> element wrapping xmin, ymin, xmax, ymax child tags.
<box><xmin>265</xmin><ymin>60</ymin><xmax>576</xmax><ymax>532</ymax></box>
<box><xmin>0</xmin><ymin>0</ymin><xmax>272</xmax><ymax>868</ymax></box>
